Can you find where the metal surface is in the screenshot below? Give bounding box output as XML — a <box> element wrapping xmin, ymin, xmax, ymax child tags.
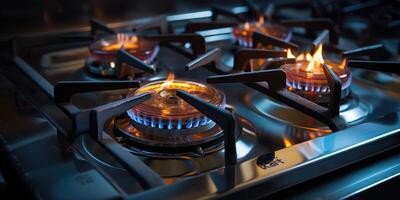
<box><xmin>1</xmin><ymin>2</ymin><xmax>400</xmax><ymax>199</ymax></box>
<box><xmin>252</xmin><ymin>31</ymin><xmax>299</xmax><ymax>51</ymax></box>
<box><xmin>279</xmin><ymin>18</ymin><xmax>339</xmax><ymax>45</ymax></box>
<box><xmin>130</xmin><ymin>112</ymin><xmax>400</xmax><ymax>199</ymax></box>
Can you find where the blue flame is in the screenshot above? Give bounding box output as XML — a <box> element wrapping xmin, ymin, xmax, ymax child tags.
<box><xmin>193</xmin><ymin>118</ymin><xmax>200</xmax><ymax>127</ymax></box>
<box><xmin>158</xmin><ymin>118</ymin><xmax>164</xmax><ymax>129</ymax></box>
<box><xmin>177</xmin><ymin>120</ymin><xmax>182</xmax><ymax>129</ymax></box>
<box><xmin>186</xmin><ymin>118</ymin><xmax>193</xmax><ymax>129</ymax></box>
<box><xmin>286</xmin><ymin>80</ymin><xmax>332</xmax><ymax>93</ymax></box>
<box><xmin>127</xmin><ymin>110</ymin><xmax>213</xmax><ymax>130</ymax></box>
<box><xmin>168</xmin><ymin>119</ymin><xmax>173</xmax><ymax>130</ymax></box>
<box><xmin>200</xmin><ymin>116</ymin><xmax>208</xmax><ymax>125</ymax></box>
<box><xmin>151</xmin><ymin>117</ymin><xmax>156</xmax><ymax>128</ymax></box>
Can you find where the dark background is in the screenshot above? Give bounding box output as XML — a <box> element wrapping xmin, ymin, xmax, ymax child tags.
<box><xmin>0</xmin><ymin>0</ymin><xmax>244</xmax><ymax>38</ymax></box>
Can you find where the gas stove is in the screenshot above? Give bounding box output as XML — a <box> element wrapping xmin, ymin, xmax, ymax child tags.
<box><xmin>1</xmin><ymin>0</ymin><xmax>400</xmax><ymax>199</ymax></box>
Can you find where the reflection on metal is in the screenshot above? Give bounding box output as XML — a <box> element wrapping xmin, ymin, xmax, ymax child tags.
<box><xmin>41</xmin><ymin>47</ymin><xmax>89</xmax><ymax>69</ymax></box>
<box><xmin>81</xmin><ymin>117</ymin><xmax>257</xmax><ymax>177</ymax></box>
<box><xmin>283</xmin><ymin>126</ymin><xmax>331</xmax><ymax>148</ymax></box>
<box><xmin>340</xmin><ymin>101</ymin><xmax>371</xmax><ymax>123</ymax></box>
<box><xmin>227</xmin><ymin>140</ymin><xmax>252</xmax><ymax>159</ymax></box>
<box><xmin>352</xmin><ymin>69</ymin><xmax>400</xmax><ymax>96</ymax></box>
<box><xmin>166</xmin><ymin>6</ymin><xmax>248</xmax><ymax>22</ymax></box>
<box><xmin>283</xmin><ymin>137</ymin><xmax>293</xmax><ymax>147</ymax></box>
<box><xmin>298</xmin><ymin>141</ymin><xmax>325</xmax><ymax>159</ymax></box>
<box><xmin>129</xmin><ymin>112</ymin><xmax>400</xmax><ymax>199</ymax></box>
<box><xmin>205</xmin><ymin>34</ymin><xmax>233</xmax><ymax>43</ymax></box>
<box><xmin>167</xmin><ymin>11</ymin><xmax>212</xmax><ymax>22</ymax></box>
<box><xmin>251</xmin><ymin>91</ymin><xmax>371</xmax><ymax>130</ymax></box>
<box><xmin>197</xmin><ymin>28</ymin><xmax>233</xmax><ymax>37</ymax></box>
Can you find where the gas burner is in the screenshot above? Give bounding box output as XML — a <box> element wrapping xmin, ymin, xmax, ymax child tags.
<box><xmin>251</xmin><ymin>91</ymin><xmax>371</xmax><ymax>131</ymax></box>
<box><xmin>85</xmin><ymin>33</ymin><xmax>159</xmax><ymax>78</ymax></box>
<box><xmin>128</xmin><ymin>73</ymin><xmax>225</xmax><ymax>130</ymax></box>
<box><xmin>282</xmin><ymin>45</ymin><xmax>352</xmax><ymax>103</ymax></box>
<box><xmin>86</xmin><ymin>113</ymin><xmax>256</xmax><ymax>177</ymax></box>
<box><xmin>116</xmin><ymin>74</ymin><xmax>227</xmax><ymax>151</ymax></box>
<box><xmin>232</xmin><ymin>16</ymin><xmax>291</xmax><ymax>48</ymax></box>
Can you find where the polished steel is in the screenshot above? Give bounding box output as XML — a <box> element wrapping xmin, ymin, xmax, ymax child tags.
<box><xmin>81</xmin><ymin>115</ymin><xmax>258</xmax><ymax>176</ymax></box>
<box><xmin>129</xmin><ymin>112</ymin><xmax>400</xmax><ymax>199</ymax></box>
<box><xmin>3</xmin><ymin>5</ymin><xmax>400</xmax><ymax>200</ymax></box>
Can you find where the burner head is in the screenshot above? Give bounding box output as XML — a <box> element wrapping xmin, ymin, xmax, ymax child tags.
<box><xmin>281</xmin><ymin>45</ymin><xmax>352</xmax><ymax>103</ymax></box>
<box><xmin>119</xmin><ymin>74</ymin><xmax>227</xmax><ymax>148</ymax></box>
<box><xmin>86</xmin><ymin>33</ymin><xmax>159</xmax><ymax>77</ymax></box>
<box><xmin>127</xmin><ymin>75</ymin><xmax>225</xmax><ymax>130</ymax></box>
<box><xmin>232</xmin><ymin>17</ymin><xmax>291</xmax><ymax>47</ymax></box>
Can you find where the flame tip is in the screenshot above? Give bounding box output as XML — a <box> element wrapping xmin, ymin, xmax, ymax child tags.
<box><xmin>283</xmin><ymin>137</ymin><xmax>293</xmax><ymax>147</ymax></box>
<box><xmin>287</xmin><ymin>48</ymin><xmax>295</xmax><ymax>59</ymax></box>
<box><xmin>160</xmin><ymin>72</ymin><xmax>176</xmax><ymax>90</ymax></box>
<box><xmin>244</xmin><ymin>22</ymin><xmax>250</xmax><ymax>30</ymax></box>
<box><xmin>257</xmin><ymin>15</ymin><xmax>264</xmax><ymax>25</ymax></box>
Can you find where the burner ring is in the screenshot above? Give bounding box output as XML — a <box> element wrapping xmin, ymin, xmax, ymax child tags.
<box><xmin>250</xmin><ymin>91</ymin><xmax>371</xmax><ymax>130</ymax></box>
<box><xmin>127</xmin><ymin>80</ymin><xmax>226</xmax><ymax>130</ymax></box>
<box><xmin>127</xmin><ymin>110</ymin><xmax>216</xmax><ymax>133</ymax></box>
<box><xmin>115</xmin><ymin>116</ymin><xmax>224</xmax><ymax>148</ymax></box>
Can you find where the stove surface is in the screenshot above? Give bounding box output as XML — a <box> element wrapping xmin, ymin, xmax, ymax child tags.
<box><xmin>1</xmin><ymin>1</ymin><xmax>400</xmax><ymax>199</ymax></box>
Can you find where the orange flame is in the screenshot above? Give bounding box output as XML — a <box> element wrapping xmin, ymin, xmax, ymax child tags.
<box><xmin>241</xmin><ymin>16</ymin><xmax>264</xmax><ymax>34</ymax></box>
<box><xmin>257</xmin><ymin>15</ymin><xmax>264</xmax><ymax>26</ymax></box>
<box><xmin>338</xmin><ymin>57</ymin><xmax>347</xmax><ymax>70</ymax></box>
<box><xmin>244</xmin><ymin>22</ymin><xmax>250</xmax><ymax>30</ymax></box>
<box><xmin>102</xmin><ymin>34</ymin><xmax>139</xmax><ymax>51</ymax></box>
<box><xmin>160</xmin><ymin>72</ymin><xmax>175</xmax><ymax>90</ymax></box>
<box><xmin>286</xmin><ymin>44</ymin><xmax>327</xmax><ymax>73</ymax></box>
<box><xmin>283</xmin><ymin>136</ymin><xmax>293</xmax><ymax>147</ymax></box>
<box><xmin>117</xmin><ymin>33</ymin><xmax>138</xmax><ymax>44</ymax></box>
<box><xmin>296</xmin><ymin>54</ymin><xmax>305</xmax><ymax>61</ymax></box>
<box><xmin>305</xmin><ymin>44</ymin><xmax>324</xmax><ymax>72</ymax></box>
<box><xmin>287</xmin><ymin>49</ymin><xmax>295</xmax><ymax>59</ymax></box>
<box><xmin>117</xmin><ymin>33</ymin><xmax>138</xmax><ymax>47</ymax></box>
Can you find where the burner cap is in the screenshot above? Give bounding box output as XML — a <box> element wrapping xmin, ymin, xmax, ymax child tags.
<box><xmin>86</xmin><ymin>33</ymin><xmax>159</xmax><ymax>77</ymax></box>
<box><xmin>232</xmin><ymin>17</ymin><xmax>291</xmax><ymax>48</ymax></box>
<box><xmin>127</xmin><ymin>78</ymin><xmax>225</xmax><ymax>130</ymax></box>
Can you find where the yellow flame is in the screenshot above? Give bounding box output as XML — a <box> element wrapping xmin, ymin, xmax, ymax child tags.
<box><xmin>286</xmin><ymin>44</ymin><xmax>348</xmax><ymax>75</ymax></box>
<box><xmin>314</xmin><ymin>44</ymin><xmax>324</xmax><ymax>63</ymax></box>
<box><xmin>296</xmin><ymin>54</ymin><xmax>305</xmax><ymax>61</ymax></box>
<box><xmin>160</xmin><ymin>72</ymin><xmax>175</xmax><ymax>90</ymax></box>
<box><xmin>305</xmin><ymin>53</ymin><xmax>314</xmax><ymax>72</ymax></box>
<box><xmin>102</xmin><ymin>33</ymin><xmax>139</xmax><ymax>51</ymax></box>
<box><xmin>116</xmin><ymin>33</ymin><xmax>132</xmax><ymax>48</ymax></box>
<box><xmin>257</xmin><ymin>15</ymin><xmax>264</xmax><ymax>26</ymax></box>
<box><xmin>244</xmin><ymin>22</ymin><xmax>250</xmax><ymax>30</ymax></box>
<box><xmin>287</xmin><ymin>44</ymin><xmax>325</xmax><ymax>73</ymax></box>
<box><xmin>338</xmin><ymin>58</ymin><xmax>347</xmax><ymax>70</ymax></box>
<box><xmin>305</xmin><ymin>44</ymin><xmax>324</xmax><ymax>72</ymax></box>
<box><xmin>130</xmin><ymin>35</ymin><xmax>138</xmax><ymax>43</ymax></box>
<box><xmin>117</xmin><ymin>34</ymin><xmax>138</xmax><ymax>48</ymax></box>
<box><xmin>287</xmin><ymin>49</ymin><xmax>295</xmax><ymax>59</ymax></box>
